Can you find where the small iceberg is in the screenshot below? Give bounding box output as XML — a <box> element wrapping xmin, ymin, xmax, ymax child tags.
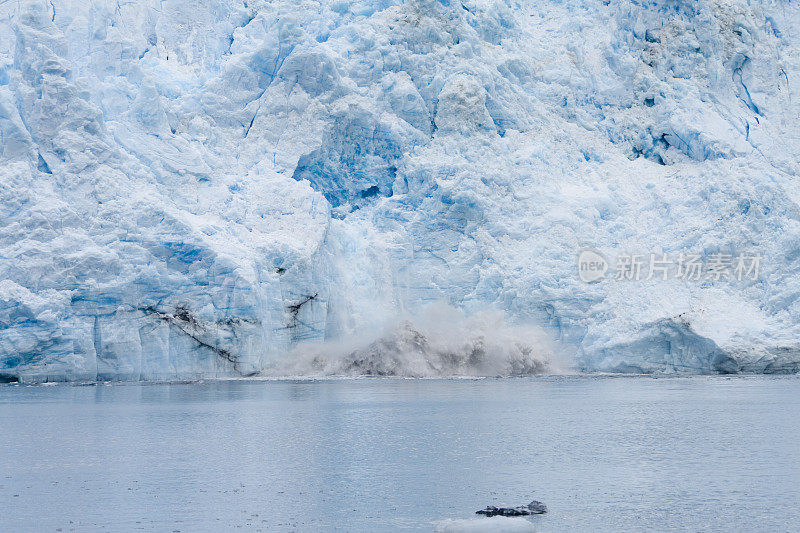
<box><xmin>476</xmin><ymin>501</ymin><xmax>548</xmax><ymax>517</ymax></box>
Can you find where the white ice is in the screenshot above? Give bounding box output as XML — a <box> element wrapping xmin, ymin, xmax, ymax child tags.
<box><xmin>1</xmin><ymin>0</ymin><xmax>800</xmax><ymax>381</ymax></box>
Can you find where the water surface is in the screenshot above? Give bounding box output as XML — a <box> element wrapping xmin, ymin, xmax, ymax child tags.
<box><xmin>2</xmin><ymin>376</ymin><xmax>799</xmax><ymax>531</ymax></box>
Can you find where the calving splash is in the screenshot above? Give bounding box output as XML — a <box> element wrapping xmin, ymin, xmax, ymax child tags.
<box><xmin>274</xmin><ymin>304</ymin><xmax>558</xmax><ymax>378</ymax></box>
<box><xmin>2</xmin><ymin>0</ymin><xmax>800</xmax><ymax>381</ymax></box>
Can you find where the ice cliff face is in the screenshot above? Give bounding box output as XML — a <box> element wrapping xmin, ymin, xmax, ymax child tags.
<box><xmin>1</xmin><ymin>0</ymin><xmax>800</xmax><ymax>381</ymax></box>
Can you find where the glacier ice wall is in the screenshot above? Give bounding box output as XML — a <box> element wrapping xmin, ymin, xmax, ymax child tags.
<box><xmin>1</xmin><ymin>0</ymin><xmax>800</xmax><ymax>381</ymax></box>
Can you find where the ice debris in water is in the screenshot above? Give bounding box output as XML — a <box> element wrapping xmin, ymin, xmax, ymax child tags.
<box><xmin>476</xmin><ymin>501</ymin><xmax>548</xmax><ymax>517</ymax></box>
<box><xmin>434</xmin><ymin>517</ymin><xmax>536</xmax><ymax>533</ymax></box>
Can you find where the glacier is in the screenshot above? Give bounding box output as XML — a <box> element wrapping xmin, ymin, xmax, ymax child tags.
<box><xmin>1</xmin><ymin>0</ymin><xmax>800</xmax><ymax>381</ymax></box>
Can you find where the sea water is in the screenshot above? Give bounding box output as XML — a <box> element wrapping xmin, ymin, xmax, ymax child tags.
<box><xmin>2</xmin><ymin>376</ymin><xmax>799</xmax><ymax>531</ymax></box>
